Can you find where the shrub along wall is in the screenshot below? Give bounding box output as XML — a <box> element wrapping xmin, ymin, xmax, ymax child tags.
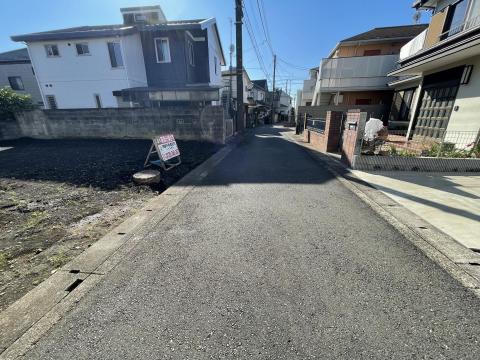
<box><xmin>1</xmin><ymin>105</ymin><xmax>226</xmax><ymax>143</ymax></box>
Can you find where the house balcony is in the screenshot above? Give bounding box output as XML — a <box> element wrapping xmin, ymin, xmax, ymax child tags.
<box><xmin>399</xmin><ymin>13</ymin><xmax>480</xmax><ymax>61</ymax></box>
<box><xmin>317</xmin><ymin>54</ymin><xmax>399</xmax><ymax>92</ymax></box>
<box><xmin>400</xmin><ymin>29</ymin><xmax>428</xmax><ymax>60</ymax></box>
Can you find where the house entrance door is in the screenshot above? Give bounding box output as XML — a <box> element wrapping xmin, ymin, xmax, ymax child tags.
<box><xmin>412</xmin><ymin>66</ymin><xmax>464</xmax><ymax>139</ymax></box>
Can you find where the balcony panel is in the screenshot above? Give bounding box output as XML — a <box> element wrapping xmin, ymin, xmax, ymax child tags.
<box><xmin>318</xmin><ymin>54</ymin><xmax>399</xmax><ymax>91</ymax></box>
<box><xmin>400</xmin><ymin>29</ymin><xmax>428</xmax><ymax>60</ymax></box>
<box><xmin>319</xmin><ymin>77</ymin><xmax>395</xmax><ymax>91</ymax></box>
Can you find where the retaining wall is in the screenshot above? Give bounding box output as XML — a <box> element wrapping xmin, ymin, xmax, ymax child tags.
<box><xmin>1</xmin><ymin>105</ymin><xmax>226</xmax><ymax>143</ymax></box>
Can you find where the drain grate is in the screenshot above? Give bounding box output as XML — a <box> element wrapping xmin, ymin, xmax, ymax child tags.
<box><xmin>65</xmin><ymin>279</ymin><xmax>83</xmax><ymax>293</ymax></box>
<box><xmin>69</xmin><ymin>269</ymin><xmax>80</xmax><ymax>274</ymax></box>
<box><xmin>118</xmin><ymin>232</ymin><xmax>126</xmax><ymax>235</ymax></box>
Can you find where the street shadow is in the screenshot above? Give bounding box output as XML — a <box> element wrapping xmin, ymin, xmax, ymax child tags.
<box><xmin>0</xmin><ymin>138</ymin><xmax>221</xmax><ymax>190</ymax></box>
<box><xmin>365</xmin><ymin>182</ymin><xmax>480</xmax><ymax>223</ymax></box>
<box><xmin>360</xmin><ymin>171</ymin><xmax>480</xmax><ymax>200</ymax></box>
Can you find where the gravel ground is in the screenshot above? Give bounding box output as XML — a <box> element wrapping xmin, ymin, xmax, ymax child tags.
<box><xmin>0</xmin><ymin>138</ymin><xmax>221</xmax><ymax>312</ymax></box>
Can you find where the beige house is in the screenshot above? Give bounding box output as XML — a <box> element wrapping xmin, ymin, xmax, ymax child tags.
<box><xmin>389</xmin><ymin>0</ymin><xmax>480</xmax><ymax>143</ymax></box>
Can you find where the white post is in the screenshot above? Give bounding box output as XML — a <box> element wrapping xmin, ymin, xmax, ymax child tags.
<box><xmin>406</xmin><ymin>81</ymin><xmax>423</xmax><ymax>139</ymax></box>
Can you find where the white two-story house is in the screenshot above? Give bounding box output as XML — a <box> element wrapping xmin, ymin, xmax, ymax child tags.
<box><xmin>11</xmin><ymin>5</ymin><xmax>225</xmax><ymax>109</ymax></box>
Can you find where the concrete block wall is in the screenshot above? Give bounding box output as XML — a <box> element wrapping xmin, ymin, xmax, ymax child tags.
<box><xmin>297</xmin><ymin>104</ymin><xmax>388</xmax><ymax>124</ymax></box>
<box><xmin>4</xmin><ymin>106</ymin><xmax>226</xmax><ymax>143</ymax></box>
<box><xmin>0</xmin><ymin>118</ymin><xmax>22</xmax><ymax>140</ymax></box>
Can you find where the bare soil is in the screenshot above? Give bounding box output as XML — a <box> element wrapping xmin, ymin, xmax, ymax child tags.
<box><xmin>0</xmin><ymin>138</ymin><xmax>221</xmax><ymax>312</ymax></box>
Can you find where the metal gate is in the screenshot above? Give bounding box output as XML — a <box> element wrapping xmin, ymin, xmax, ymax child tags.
<box><xmin>412</xmin><ymin>66</ymin><xmax>464</xmax><ymax>139</ymax></box>
<box><xmin>413</xmin><ymin>85</ymin><xmax>459</xmax><ymax>139</ymax></box>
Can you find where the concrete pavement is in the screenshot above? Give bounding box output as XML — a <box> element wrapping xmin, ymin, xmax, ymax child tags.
<box><xmin>19</xmin><ymin>127</ymin><xmax>480</xmax><ymax>359</ymax></box>
<box><xmin>350</xmin><ymin>171</ymin><xmax>480</xmax><ymax>250</ymax></box>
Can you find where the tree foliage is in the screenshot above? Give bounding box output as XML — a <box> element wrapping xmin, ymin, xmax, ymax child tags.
<box><xmin>0</xmin><ymin>87</ymin><xmax>33</xmax><ymax>120</ymax></box>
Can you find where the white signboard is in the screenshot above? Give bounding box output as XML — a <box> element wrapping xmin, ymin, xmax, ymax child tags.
<box><xmin>153</xmin><ymin>134</ymin><xmax>180</xmax><ymax>161</ymax></box>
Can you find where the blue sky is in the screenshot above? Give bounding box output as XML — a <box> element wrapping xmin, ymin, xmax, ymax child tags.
<box><xmin>0</xmin><ymin>0</ymin><xmax>430</xmax><ymax>97</ymax></box>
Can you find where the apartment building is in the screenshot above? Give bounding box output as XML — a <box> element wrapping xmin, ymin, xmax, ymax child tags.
<box><xmin>389</xmin><ymin>0</ymin><xmax>480</xmax><ymax>139</ymax></box>
<box><xmin>311</xmin><ymin>24</ymin><xmax>428</xmax><ymax>119</ymax></box>
<box><xmin>11</xmin><ymin>6</ymin><xmax>225</xmax><ymax>109</ymax></box>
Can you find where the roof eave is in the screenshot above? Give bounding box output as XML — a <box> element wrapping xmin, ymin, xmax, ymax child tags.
<box><xmin>11</xmin><ymin>27</ymin><xmax>136</xmax><ymax>42</ymax></box>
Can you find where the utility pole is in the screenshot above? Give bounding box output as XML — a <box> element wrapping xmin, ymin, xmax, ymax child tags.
<box><xmin>229</xmin><ymin>18</ymin><xmax>234</xmax><ymax>125</ymax></box>
<box><xmin>235</xmin><ymin>0</ymin><xmax>244</xmax><ymax>132</ymax></box>
<box><xmin>270</xmin><ymin>54</ymin><xmax>276</xmax><ymax>124</ymax></box>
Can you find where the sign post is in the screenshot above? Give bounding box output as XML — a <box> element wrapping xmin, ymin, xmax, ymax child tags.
<box><xmin>144</xmin><ymin>134</ymin><xmax>181</xmax><ymax>171</ymax></box>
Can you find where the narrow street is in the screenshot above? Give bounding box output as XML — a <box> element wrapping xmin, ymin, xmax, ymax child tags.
<box><xmin>26</xmin><ymin>127</ymin><xmax>480</xmax><ymax>359</ymax></box>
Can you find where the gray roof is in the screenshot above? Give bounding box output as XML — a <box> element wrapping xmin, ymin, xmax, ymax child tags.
<box><xmin>252</xmin><ymin>80</ymin><xmax>268</xmax><ymax>91</ymax></box>
<box><xmin>11</xmin><ymin>24</ymin><xmax>136</xmax><ymax>42</ymax></box>
<box><xmin>340</xmin><ymin>24</ymin><xmax>429</xmax><ymax>43</ymax></box>
<box><xmin>0</xmin><ymin>48</ymin><xmax>30</xmax><ymax>63</ymax></box>
<box><xmin>139</xmin><ymin>19</ymin><xmax>208</xmax><ymax>31</ymax></box>
<box><xmin>11</xmin><ymin>19</ymin><xmax>209</xmax><ymax>43</ymax></box>
<box><xmin>120</xmin><ymin>5</ymin><xmax>161</xmax><ymax>12</ymax></box>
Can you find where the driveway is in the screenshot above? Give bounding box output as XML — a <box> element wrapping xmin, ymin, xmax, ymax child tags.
<box><xmin>351</xmin><ymin>170</ymin><xmax>480</xmax><ymax>250</ymax></box>
<box><xmin>23</xmin><ymin>127</ymin><xmax>480</xmax><ymax>359</ymax></box>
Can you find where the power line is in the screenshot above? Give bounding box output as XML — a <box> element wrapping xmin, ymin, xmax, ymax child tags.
<box><xmin>277</xmin><ymin>57</ymin><xmax>312</xmax><ymax>71</ymax></box>
<box><xmin>255</xmin><ymin>0</ymin><xmax>274</xmax><ymax>56</ymax></box>
<box><xmin>242</xmin><ymin>2</ymin><xmax>271</xmax><ymax>83</ymax></box>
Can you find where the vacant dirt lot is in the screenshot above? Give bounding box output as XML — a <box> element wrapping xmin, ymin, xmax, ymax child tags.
<box><xmin>0</xmin><ymin>138</ymin><xmax>221</xmax><ymax>311</ymax></box>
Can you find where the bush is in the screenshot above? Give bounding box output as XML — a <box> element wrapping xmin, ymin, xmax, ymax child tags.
<box><xmin>426</xmin><ymin>142</ymin><xmax>474</xmax><ymax>158</ymax></box>
<box><xmin>0</xmin><ymin>87</ymin><xmax>33</xmax><ymax>120</ymax></box>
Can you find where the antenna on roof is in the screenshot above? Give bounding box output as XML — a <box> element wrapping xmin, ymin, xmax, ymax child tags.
<box><xmin>413</xmin><ymin>11</ymin><xmax>421</xmax><ymax>24</ymax></box>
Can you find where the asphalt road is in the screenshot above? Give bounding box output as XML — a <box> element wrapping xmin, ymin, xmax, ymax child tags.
<box><xmin>26</xmin><ymin>127</ymin><xmax>480</xmax><ymax>359</ymax></box>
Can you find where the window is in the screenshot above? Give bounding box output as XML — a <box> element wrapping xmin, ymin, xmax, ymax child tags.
<box><xmin>94</xmin><ymin>94</ymin><xmax>102</xmax><ymax>108</ymax></box>
<box><xmin>154</xmin><ymin>38</ymin><xmax>171</xmax><ymax>63</ymax></box>
<box><xmin>442</xmin><ymin>0</ymin><xmax>469</xmax><ymax>38</ymax></box>
<box><xmin>107</xmin><ymin>42</ymin><xmax>124</xmax><ymax>68</ymax></box>
<box><xmin>76</xmin><ymin>43</ymin><xmax>90</xmax><ymax>56</ymax></box>
<box><xmin>134</xmin><ymin>13</ymin><xmax>147</xmax><ymax>22</ymax></box>
<box><xmin>45</xmin><ymin>44</ymin><xmax>59</xmax><ymax>57</ymax></box>
<box><xmin>363</xmin><ymin>49</ymin><xmax>381</xmax><ymax>56</ymax></box>
<box><xmin>187</xmin><ymin>40</ymin><xmax>195</xmax><ymax>66</ymax></box>
<box><xmin>46</xmin><ymin>95</ymin><xmax>57</xmax><ymax>109</ymax></box>
<box><xmin>8</xmin><ymin>76</ymin><xmax>24</xmax><ymax>90</ymax></box>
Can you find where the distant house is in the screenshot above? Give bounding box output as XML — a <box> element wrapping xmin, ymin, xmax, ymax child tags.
<box><xmin>0</xmin><ymin>48</ymin><xmax>43</xmax><ymax>106</ymax></box>
<box><xmin>11</xmin><ymin>5</ymin><xmax>225</xmax><ymax>109</ymax></box>
<box><xmin>251</xmin><ymin>79</ymin><xmax>269</xmax><ymax>105</ymax></box>
<box><xmin>221</xmin><ymin>67</ymin><xmax>253</xmax><ymax>126</ymax></box>
<box><xmin>299</xmin><ymin>67</ymin><xmax>318</xmax><ymax>107</ymax></box>
<box><xmin>389</xmin><ymin>0</ymin><xmax>480</xmax><ymax>140</ymax></box>
<box><xmin>274</xmin><ymin>89</ymin><xmax>292</xmax><ymax>117</ymax></box>
<box><xmin>310</xmin><ymin>24</ymin><xmax>428</xmax><ymax>120</ymax></box>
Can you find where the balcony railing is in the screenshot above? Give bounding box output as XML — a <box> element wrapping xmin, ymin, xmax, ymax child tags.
<box><xmin>399</xmin><ymin>14</ymin><xmax>480</xmax><ymax>61</ymax></box>
<box><xmin>306</xmin><ymin>118</ymin><xmax>326</xmax><ymax>133</ymax></box>
<box><xmin>318</xmin><ymin>54</ymin><xmax>399</xmax><ymax>91</ymax></box>
<box><xmin>439</xmin><ymin>13</ymin><xmax>480</xmax><ymax>40</ymax></box>
<box><xmin>400</xmin><ymin>29</ymin><xmax>428</xmax><ymax>60</ymax></box>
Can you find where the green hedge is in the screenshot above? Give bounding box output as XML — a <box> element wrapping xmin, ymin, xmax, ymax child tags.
<box><xmin>0</xmin><ymin>87</ymin><xmax>33</xmax><ymax>120</ymax></box>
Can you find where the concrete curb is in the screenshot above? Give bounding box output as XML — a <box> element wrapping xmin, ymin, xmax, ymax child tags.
<box><xmin>0</xmin><ymin>136</ymin><xmax>243</xmax><ymax>359</ymax></box>
<box><xmin>285</xmin><ymin>131</ymin><xmax>480</xmax><ymax>299</ymax></box>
